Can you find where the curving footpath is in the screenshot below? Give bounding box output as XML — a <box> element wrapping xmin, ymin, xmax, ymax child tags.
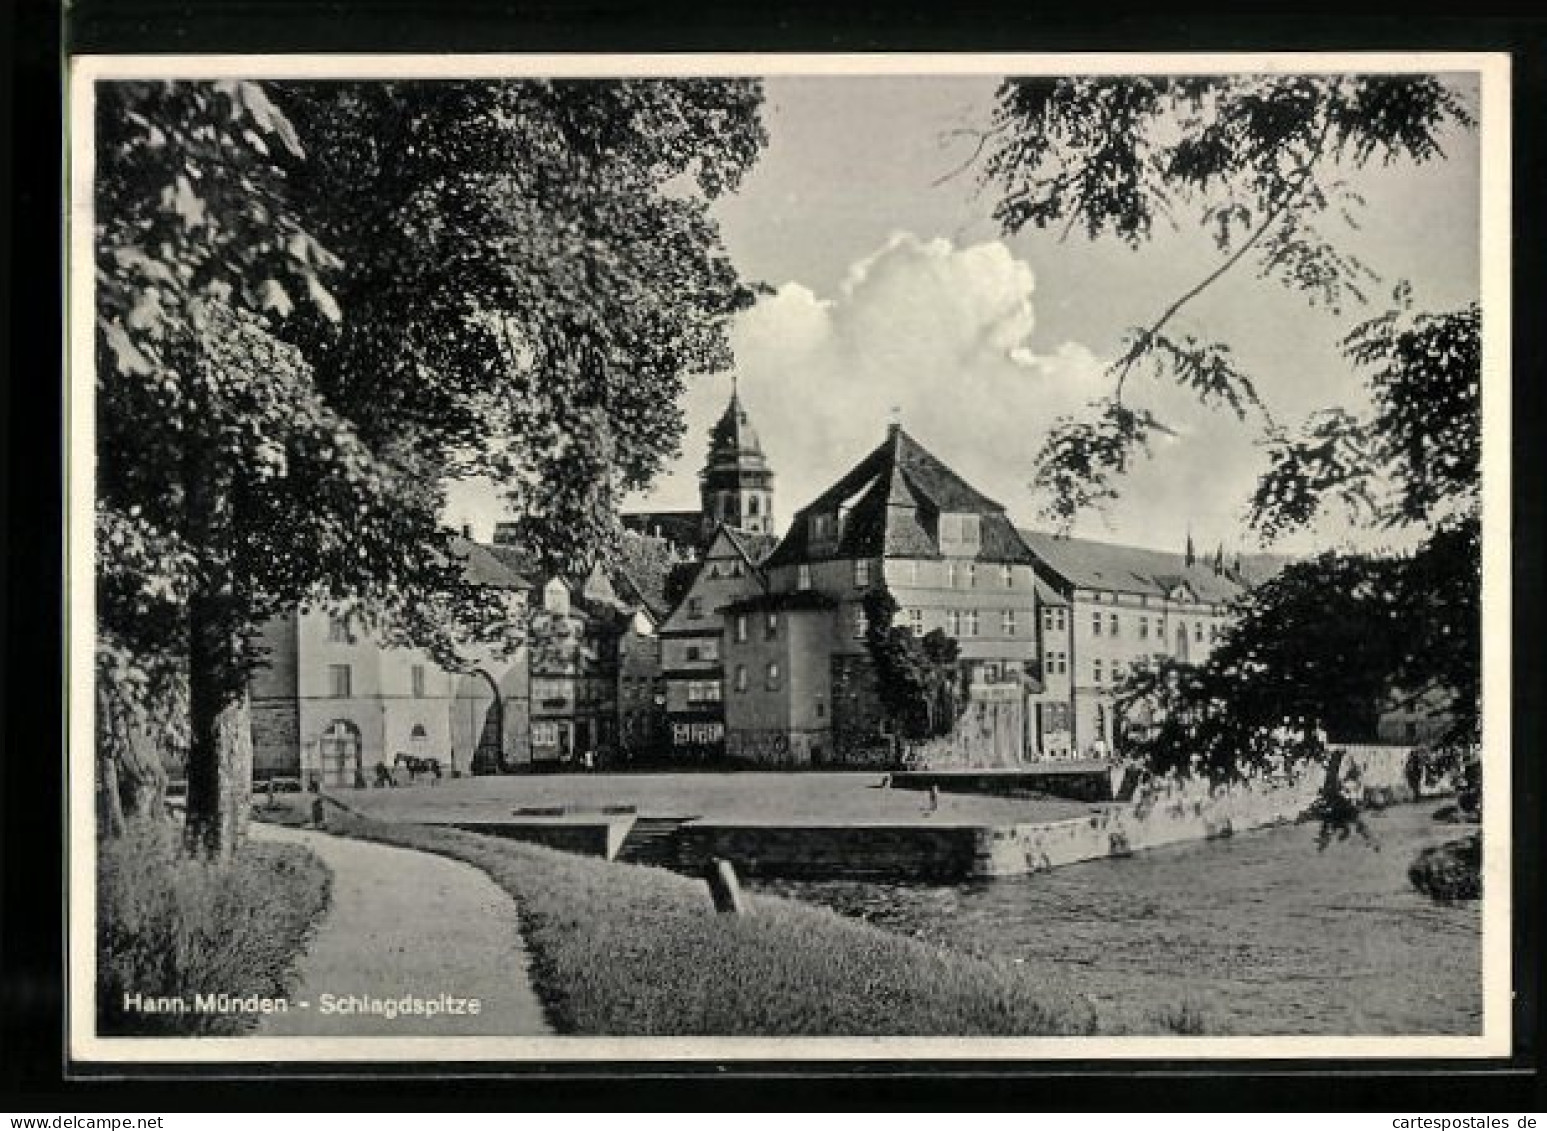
<box><xmin>252</xmin><ymin>822</ymin><xmax>554</xmax><ymax>1037</ymax></box>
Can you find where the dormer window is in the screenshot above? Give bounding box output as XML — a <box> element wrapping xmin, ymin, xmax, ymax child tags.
<box><xmin>543</xmin><ymin>579</ymin><xmax>569</xmax><ymax>615</ymax></box>
<box><xmin>938</xmin><ymin>512</ymin><xmax>982</xmax><ymax>554</ymax></box>
<box><xmin>809</xmin><ymin>511</ymin><xmax>838</xmax><ymax>551</ymax></box>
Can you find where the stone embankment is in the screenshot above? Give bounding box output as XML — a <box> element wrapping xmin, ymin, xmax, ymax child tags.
<box><xmin>674</xmin><ymin>745</ymin><xmax>1439</xmax><ymax>881</ymax></box>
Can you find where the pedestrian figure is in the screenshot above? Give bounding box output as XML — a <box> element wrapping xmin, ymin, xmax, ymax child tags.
<box><xmin>927</xmin><ymin>784</ymin><xmax>940</xmax><ymax>815</ymax></box>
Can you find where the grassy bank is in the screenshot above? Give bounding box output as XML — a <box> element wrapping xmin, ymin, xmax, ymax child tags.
<box><xmin>98</xmin><ymin>818</ymin><xmax>332</xmax><ymax>1036</ymax></box>
<box><xmin>324</xmin><ymin>812</ymin><xmax>1199</xmax><ymax>1036</ymax></box>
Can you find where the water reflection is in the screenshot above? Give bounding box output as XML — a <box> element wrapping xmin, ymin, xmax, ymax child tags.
<box><xmin>754</xmin><ymin>801</ymin><xmax>1481</xmax><ymax>1035</ymax></box>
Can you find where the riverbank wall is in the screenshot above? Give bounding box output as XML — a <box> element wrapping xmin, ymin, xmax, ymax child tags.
<box><xmin>673</xmin><ymin>746</ymin><xmax>1437</xmax><ymax>880</ymax></box>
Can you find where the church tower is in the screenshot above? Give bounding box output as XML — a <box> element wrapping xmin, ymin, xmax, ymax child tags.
<box><xmin>699</xmin><ymin>384</ymin><xmax>775</xmax><ymax>542</ymax></box>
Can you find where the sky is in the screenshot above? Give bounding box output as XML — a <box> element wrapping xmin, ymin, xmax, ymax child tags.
<box><xmin>448</xmin><ymin>72</ymin><xmax>1481</xmax><ymax>556</ymax></box>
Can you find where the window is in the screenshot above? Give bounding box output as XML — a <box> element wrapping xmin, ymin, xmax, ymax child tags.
<box><xmin>1195</xmin><ymin>622</ymin><xmax>1205</xmax><ymax>643</ymax></box>
<box><xmin>946</xmin><ymin>562</ymin><xmax>958</xmax><ymax>589</ymax></box>
<box><xmin>962</xmin><ymin>610</ymin><xmax>979</xmax><ymax>637</ymax></box>
<box><xmin>1056</xmin><ymin>609</ymin><xmax>1066</xmax><ymax>631</ymax></box>
<box><xmin>700</xmin><ymin>640</ymin><xmax>718</xmax><ymax>662</ymax></box>
<box><xmin>980</xmin><ymin>662</ymin><xmax>1000</xmax><ymax>684</ymax></box>
<box><xmin>327</xmin><ymin>615</ymin><xmax>352</xmax><ymax>644</ymax></box>
<box><xmin>734</xmin><ymin>664</ymin><xmax>748</xmax><ymax>693</ymax></box>
<box><xmin>1092</xmin><ymin>659</ymin><xmax>1103</xmax><ymax>684</ymax></box>
<box><xmin>798</xmin><ymin>563</ymin><xmax>812</xmax><ymax>590</ymax></box>
<box><xmin>686</xmin><ymin>644</ymin><xmax>701</xmax><ymax>662</ymax></box>
<box><xmin>748</xmin><ymin>496</ymin><xmax>760</xmax><ymax>517</ymax></box>
<box><xmin>534</xmin><ymin>678</ymin><xmax>566</xmax><ymax>703</ymax></box>
<box><xmin>1092</xmin><ymin>611</ymin><xmax>1103</xmax><ymax>636</ymax></box>
<box><xmin>765</xmin><ymin>661</ymin><xmax>781</xmax><ymax>691</ymax></box>
<box><xmin>1109</xmin><ymin>612</ymin><xmax>1119</xmax><ymax>636</ymax></box>
<box><xmin>908</xmin><ymin>607</ymin><xmax>924</xmax><ymax>635</ymax></box>
<box><xmin>854</xmin><ymin>559</ymin><xmax>871</xmax><ymax>587</ymax></box>
<box><xmin>963</xmin><ymin>562</ymin><xmax>976</xmax><ymax>588</ymax></box>
<box><xmin>853</xmin><ymin>607</ymin><xmax>866</xmax><ymax>639</ymax></box>
<box><xmin>764</xmin><ymin>612</ymin><xmax>779</xmax><ymax>640</ymax></box>
<box><xmin>411</xmin><ymin>665</ymin><xmax>426</xmax><ymax>698</ymax></box>
<box><xmin>327</xmin><ymin>664</ymin><xmax>351</xmax><ymax>698</ymax></box>
<box><xmin>1139</xmin><ymin>616</ymin><xmax>1149</xmax><ymax>640</ymax></box>
<box><xmin>940</xmin><ymin>513</ymin><xmax>982</xmax><ymax>549</ymax></box>
<box><xmin>687</xmin><ymin>596</ymin><xmax>703</xmax><ymax>619</ymax></box>
<box><xmin>409</xmin><ymin>723</ymin><xmax>428</xmax><ymax>754</ymax></box>
<box><xmin>1001</xmin><ymin>564</ymin><xmax>1014</xmax><ymax>588</ymax></box>
<box><xmin>815</xmin><ymin>700</ymin><xmax>826</xmax><ymax>718</ymax></box>
<box><xmin>811</xmin><ymin>513</ymin><xmax>834</xmax><ymax>541</ymax></box>
<box><xmin>687</xmin><ymin>680</ymin><xmax>722</xmax><ymax>704</ymax></box>
<box><xmin>946</xmin><ymin>610</ymin><xmax>961</xmax><ymax>636</ymax></box>
<box><xmin>735</xmin><ymin>614</ymin><xmax>748</xmax><ymax>643</ymax></box>
<box><xmin>532</xmin><ymin>721</ymin><xmax>558</xmax><ymax>746</ymax></box>
<box><xmin>1002</xmin><ymin>609</ymin><xmax>1016</xmax><ymax>635</ymax></box>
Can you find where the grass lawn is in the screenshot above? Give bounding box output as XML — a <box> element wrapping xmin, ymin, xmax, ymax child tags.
<box><xmin>98</xmin><ymin>818</ymin><xmax>332</xmax><ymax>1036</ymax></box>
<box><xmin>341</xmin><ymin>770</ymin><xmax>1095</xmax><ymax>827</ymax></box>
<box><xmin>320</xmin><ymin>811</ymin><xmax>1199</xmax><ymax>1037</ymax></box>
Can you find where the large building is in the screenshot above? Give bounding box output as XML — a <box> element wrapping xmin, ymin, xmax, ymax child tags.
<box><xmin>250</xmin><ymin>539</ymin><xmax>534</xmax><ymax>786</ymax></box>
<box><xmin>1019</xmin><ymin>531</ymin><xmax>1277</xmax><ymax>754</ymax></box>
<box><xmin>250</xmin><ymin>536</ymin><xmax>671</xmax><ymax>784</ymax></box>
<box><xmin>742</xmin><ymin>421</ymin><xmax>1046</xmax><ymax>765</ymax></box>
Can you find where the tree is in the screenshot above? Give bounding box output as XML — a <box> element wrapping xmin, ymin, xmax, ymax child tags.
<box><xmin>975</xmin><ymin>74</ymin><xmax>1482</xmax><ymax>761</ymax></box>
<box><xmin>95</xmin><ymin>79</ymin><xmax>766</xmax><ymax>854</ymax></box>
<box><xmin>976</xmin><ymin>75</ymin><xmax>1474</xmax><ymax>523</ymax></box>
<box><xmin>862</xmin><ymin>588</ymin><xmax>964</xmax><ymax>743</ymax></box>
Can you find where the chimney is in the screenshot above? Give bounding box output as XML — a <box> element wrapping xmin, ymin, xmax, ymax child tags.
<box><xmin>462</xmin><ymin>523</ymin><xmax>474</xmax><ymax>539</ymax></box>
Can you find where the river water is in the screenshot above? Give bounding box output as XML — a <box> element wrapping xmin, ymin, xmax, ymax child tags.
<box><xmin>755</xmin><ymin>801</ymin><xmax>1481</xmax><ymax>1035</ymax></box>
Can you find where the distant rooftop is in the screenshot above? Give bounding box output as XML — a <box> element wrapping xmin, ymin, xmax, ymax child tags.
<box><xmin>1018</xmin><ymin>529</ymin><xmax>1289</xmax><ymax>603</ymax></box>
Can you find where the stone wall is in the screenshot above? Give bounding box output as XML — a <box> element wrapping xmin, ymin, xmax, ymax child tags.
<box><xmin>674</xmin><ymin>822</ymin><xmax>985</xmax><ymax>880</ymax></box>
<box><xmin>904</xmin><ymin>692</ymin><xmax>1025</xmax><ymax>770</ymax></box>
<box><xmin>725</xmin><ymin>727</ymin><xmax>830</xmax><ymax>767</ymax></box>
<box><xmin>671</xmin><ymin>768</ymin><xmax>1351</xmax><ymax>881</ymax></box>
<box><xmin>436</xmin><ymin>815</ymin><xmax>636</xmax><ymax>861</ymax></box>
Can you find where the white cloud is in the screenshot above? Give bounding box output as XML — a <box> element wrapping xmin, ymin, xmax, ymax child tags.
<box><xmin>633</xmin><ymin>231</ymin><xmax>1279</xmax><ymax>552</ymax></box>
<box><xmin>451</xmin><ymin>231</ymin><xmax>1374</xmax><ymax>556</ymax></box>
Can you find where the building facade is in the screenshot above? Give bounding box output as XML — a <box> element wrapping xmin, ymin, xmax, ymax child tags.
<box><xmin>751</xmin><ymin>423</ymin><xmax>1045</xmax><ymax>765</ymax></box>
<box><xmin>250</xmin><ymin>539</ymin><xmax>532</xmax><ymax>785</ymax></box>
<box><xmin>655</xmin><ymin>524</ymin><xmax>773</xmax><ymax>759</ymax></box>
<box><xmin>249</xmin><ymin>537</ymin><xmax>668</xmax><ymax>783</ymax></box>
<box><xmin>1019</xmin><ymin>531</ymin><xmax>1270</xmax><ymax>755</ymax></box>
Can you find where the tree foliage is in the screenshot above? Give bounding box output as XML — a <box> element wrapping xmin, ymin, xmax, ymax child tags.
<box><xmin>1253</xmin><ymin>295</ymin><xmax>1480</xmax><ymax>539</ymax></box>
<box><xmin>861</xmin><ymin>588</ymin><xmax>964</xmax><ymax>742</ymax></box>
<box><xmin>978</xmin><ymin>74</ymin><xmax>1474</xmax><ymax>523</ymax></box>
<box><xmin>94</xmin><ymin>78</ymin><xmax>766</xmax><ymax>851</ymax></box>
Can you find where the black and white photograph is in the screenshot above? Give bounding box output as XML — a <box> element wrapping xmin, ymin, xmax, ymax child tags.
<box><xmin>66</xmin><ymin>52</ymin><xmax>1511</xmax><ymax>1064</ymax></box>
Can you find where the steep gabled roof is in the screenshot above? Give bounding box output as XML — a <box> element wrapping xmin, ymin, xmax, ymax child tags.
<box><xmin>765</xmin><ymin>426</ymin><xmax>1033</xmax><ymax>567</ymax></box>
<box><xmin>1017</xmin><ymin>529</ymin><xmax>1246</xmax><ymax>605</ymax></box>
<box><xmin>620</xmin><ymin>509</ymin><xmax>702</xmax><ymax>550</ymax></box>
<box><xmin>447</xmin><ymin>536</ymin><xmax>534</xmax><ymax>590</ymax></box>
<box><xmin>722</xmin><ymin>526</ymin><xmax>781</xmax><ymax>567</ymax></box>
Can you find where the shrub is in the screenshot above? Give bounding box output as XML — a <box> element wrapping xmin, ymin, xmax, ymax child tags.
<box><xmin>97</xmin><ymin>818</ymin><xmax>332</xmax><ymax>1035</ymax></box>
<box><xmin>1408</xmin><ymin>832</ymin><xmax>1481</xmax><ymax>902</ymax></box>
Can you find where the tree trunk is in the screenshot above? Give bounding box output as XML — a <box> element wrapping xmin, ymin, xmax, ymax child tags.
<box><xmin>96</xmin><ymin>680</ymin><xmax>171</xmax><ymax>837</ymax></box>
<box><xmin>184</xmin><ymin>597</ymin><xmax>252</xmax><ymax>859</ymax></box>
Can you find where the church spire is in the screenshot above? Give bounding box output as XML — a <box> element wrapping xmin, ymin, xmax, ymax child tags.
<box><xmin>1184</xmin><ymin>528</ymin><xmax>1196</xmax><ymax>568</ymax></box>
<box><xmin>700</xmin><ymin>378</ymin><xmax>775</xmax><ymax>541</ymax></box>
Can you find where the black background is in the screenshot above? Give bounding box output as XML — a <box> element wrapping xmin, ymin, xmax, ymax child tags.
<box><xmin>4</xmin><ymin>0</ymin><xmax>1544</xmax><ymax>1110</ymax></box>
